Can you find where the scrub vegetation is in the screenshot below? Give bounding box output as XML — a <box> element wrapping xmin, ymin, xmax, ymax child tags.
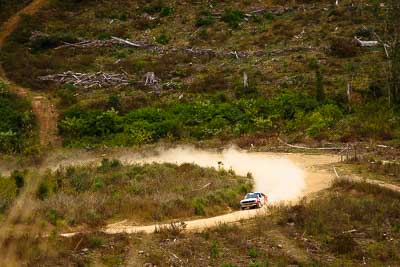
<box><xmin>35</xmin><ymin>159</ymin><xmax>252</xmax><ymax>227</ymax></box>
<box><xmin>0</xmin><ymin>0</ymin><xmax>399</xmax><ymax>149</ymax></box>
<box><xmin>6</xmin><ymin>179</ymin><xmax>400</xmax><ymax>266</ymax></box>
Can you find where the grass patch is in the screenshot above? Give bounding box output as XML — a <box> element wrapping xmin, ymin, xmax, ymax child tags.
<box><xmin>36</xmin><ymin>160</ymin><xmax>252</xmax><ymax>227</ymax></box>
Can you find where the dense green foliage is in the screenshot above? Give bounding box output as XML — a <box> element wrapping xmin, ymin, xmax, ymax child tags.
<box><xmin>0</xmin><ymin>81</ymin><xmax>36</xmax><ymax>153</ymax></box>
<box><xmin>37</xmin><ymin>160</ymin><xmax>252</xmax><ymax>226</ymax></box>
<box><xmin>59</xmin><ymin>91</ymin><xmax>399</xmax><ymax>147</ymax></box>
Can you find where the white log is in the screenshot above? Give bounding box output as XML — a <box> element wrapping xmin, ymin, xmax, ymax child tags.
<box><xmin>354</xmin><ymin>37</ymin><xmax>379</xmax><ymax>47</ymax></box>
<box><xmin>111</xmin><ymin>37</ymin><xmax>141</xmax><ymax>47</ymax></box>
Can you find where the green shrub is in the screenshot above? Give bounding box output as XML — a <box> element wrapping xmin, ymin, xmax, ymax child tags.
<box><xmin>108</xmin><ymin>95</ymin><xmax>121</xmax><ymax>110</ymax></box>
<box><xmin>46</xmin><ymin>208</ymin><xmax>60</xmax><ymax>225</ymax></box>
<box><xmin>37</xmin><ymin>182</ymin><xmax>49</xmax><ymax>200</ymax></box>
<box><xmin>211</xmin><ymin>240</ymin><xmax>220</xmax><ymax>259</ymax></box>
<box><xmin>98</xmin><ymin>32</ymin><xmax>112</xmax><ymax>40</ymax></box>
<box><xmin>192</xmin><ymin>197</ymin><xmax>206</xmax><ymax>215</ymax></box>
<box><xmin>155</xmin><ymin>33</ymin><xmax>171</xmax><ymax>44</ymax></box>
<box><xmin>88</xmin><ymin>235</ymin><xmax>104</xmax><ymax>248</ymax></box>
<box><xmin>11</xmin><ymin>170</ymin><xmax>25</xmax><ymax>191</ymax></box>
<box><xmin>57</xmin><ymin>88</ymin><xmax>77</xmax><ymax>107</ymax></box>
<box><xmin>99</xmin><ymin>158</ymin><xmax>122</xmax><ymax>171</ymax></box>
<box><xmin>0</xmin><ymin>80</ymin><xmax>6</xmax><ymax>92</ymax></box>
<box><xmin>305</xmin><ymin>104</ymin><xmax>343</xmax><ymax>139</ymax></box>
<box><xmin>160</xmin><ymin>7</ymin><xmax>174</xmax><ymax>17</ymax></box>
<box><xmin>222</xmin><ymin>9</ymin><xmax>245</xmax><ymax>29</ymax></box>
<box><xmin>196</xmin><ymin>12</ymin><xmax>214</xmax><ymax>27</ymax></box>
<box><xmin>248</xmin><ymin>247</ymin><xmax>259</xmax><ymax>258</ymax></box>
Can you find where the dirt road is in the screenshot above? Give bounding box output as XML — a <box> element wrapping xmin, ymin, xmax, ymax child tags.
<box><xmin>56</xmin><ymin>146</ymin><xmax>338</xmax><ymax>236</ymax></box>
<box><xmin>54</xmin><ymin>146</ymin><xmax>400</xmax><ymax>236</ymax></box>
<box><xmin>1</xmin><ymin>145</ymin><xmax>400</xmax><ymax>238</ymax></box>
<box><xmin>0</xmin><ymin>0</ymin><xmax>60</xmax><ymax>148</ymax></box>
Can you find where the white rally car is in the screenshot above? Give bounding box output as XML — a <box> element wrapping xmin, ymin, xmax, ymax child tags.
<box><xmin>240</xmin><ymin>192</ymin><xmax>267</xmax><ymax>210</ymax></box>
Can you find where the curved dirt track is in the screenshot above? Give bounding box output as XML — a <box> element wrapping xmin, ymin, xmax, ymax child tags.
<box><xmin>0</xmin><ymin>0</ymin><xmax>60</xmax><ymax>148</ymax></box>
<box><xmin>57</xmin><ymin>146</ymin><xmax>339</xmax><ymax>236</ymax></box>
<box><xmin>55</xmin><ymin>146</ymin><xmax>400</xmax><ymax>236</ymax></box>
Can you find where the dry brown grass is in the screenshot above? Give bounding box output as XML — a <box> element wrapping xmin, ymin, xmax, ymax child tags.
<box><xmin>35</xmin><ymin>160</ymin><xmax>252</xmax><ymax>228</ymax></box>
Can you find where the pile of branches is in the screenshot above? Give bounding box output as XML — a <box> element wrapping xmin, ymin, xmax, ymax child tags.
<box><xmin>54</xmin><ymin>35</ymin><xmax>321</xmax><ymax>59</ymax></box>
<box><xmin>55</xmin><ymin>37</ymin><xmax>147</xmax><ymax>50</ymax></box>
<box><xmin>38</xmin><ymin>71</ymin><xmax>129</xmax><ymax>88</ymax></box>
<box><xmin>54</xmin><ymin>36</ymin><xmax>249</xmax><ymax>58</ymax></box>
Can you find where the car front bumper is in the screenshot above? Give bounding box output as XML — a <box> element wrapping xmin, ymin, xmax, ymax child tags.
<box><xmin>240</xmin><ymin>202</ymin><xmax>258</xmax><ymax>209</ymax></box>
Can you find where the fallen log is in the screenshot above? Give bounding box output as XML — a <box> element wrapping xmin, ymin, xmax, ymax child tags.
<box><xmin>354</xmin><ymin>37</ymin><xmax>379</xmax><ymax>47</ymax></box>
<box><xmin>277</xmin><ymin>137</ymin><xmax>343</xmax><ymax>150</ymax></box>
<box><xmin>111</xmin><ymin>36</ymin><xmax>142</xmax><ymax>47</ymax></box>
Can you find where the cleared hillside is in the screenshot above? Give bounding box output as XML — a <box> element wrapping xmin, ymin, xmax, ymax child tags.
<box><xmin>0</xmin><ymin>0</ymin><xmax>398</xmax><ymax>149</ymax></box>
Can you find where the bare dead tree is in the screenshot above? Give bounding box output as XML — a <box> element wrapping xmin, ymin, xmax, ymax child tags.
<box><xmin>144</xmin><ymin>72</ymin><xmax>157</xmax><ymax>86</ymax></box>
<box><xmin>347</xmin><ymin>81</ymin><xmax>352</xmax><ymax>112</ymax></box>
<box><xmin>243</xmin><ymin>72</ymin><xmax>248</xmax><ymax>88</ymax></box>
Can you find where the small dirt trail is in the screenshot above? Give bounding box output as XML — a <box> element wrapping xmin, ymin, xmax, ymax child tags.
<box><xmin>0</xmin><ymin>0</ymin><xmax>47</xmax><ymax>45</ymax></box>
<box><xmin>0</xmin><ymin>0</ymin><xmax>60</xmax><ymax>148</ymax></box>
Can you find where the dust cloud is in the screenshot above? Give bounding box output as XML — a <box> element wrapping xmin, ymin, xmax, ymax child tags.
<box><xmin>122</xmin><ymin>146</ymin><xmax>306</xmax><ymax>203</ymax></box>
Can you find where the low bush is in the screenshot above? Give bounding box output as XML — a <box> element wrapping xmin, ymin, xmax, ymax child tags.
<box><xmin>155</xmin><ymin>33</ymin><xmax>171</xmax><ymax>45</ymax></box>
<box><xmin>221</xmin><ymin>8</ymin><xmax>244</xmax><ymax>29</ymax></box>
<box><xmin>195</xmin><ymin>11</ymin><xmax>214</xmax><ymax>27</ymax></box>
